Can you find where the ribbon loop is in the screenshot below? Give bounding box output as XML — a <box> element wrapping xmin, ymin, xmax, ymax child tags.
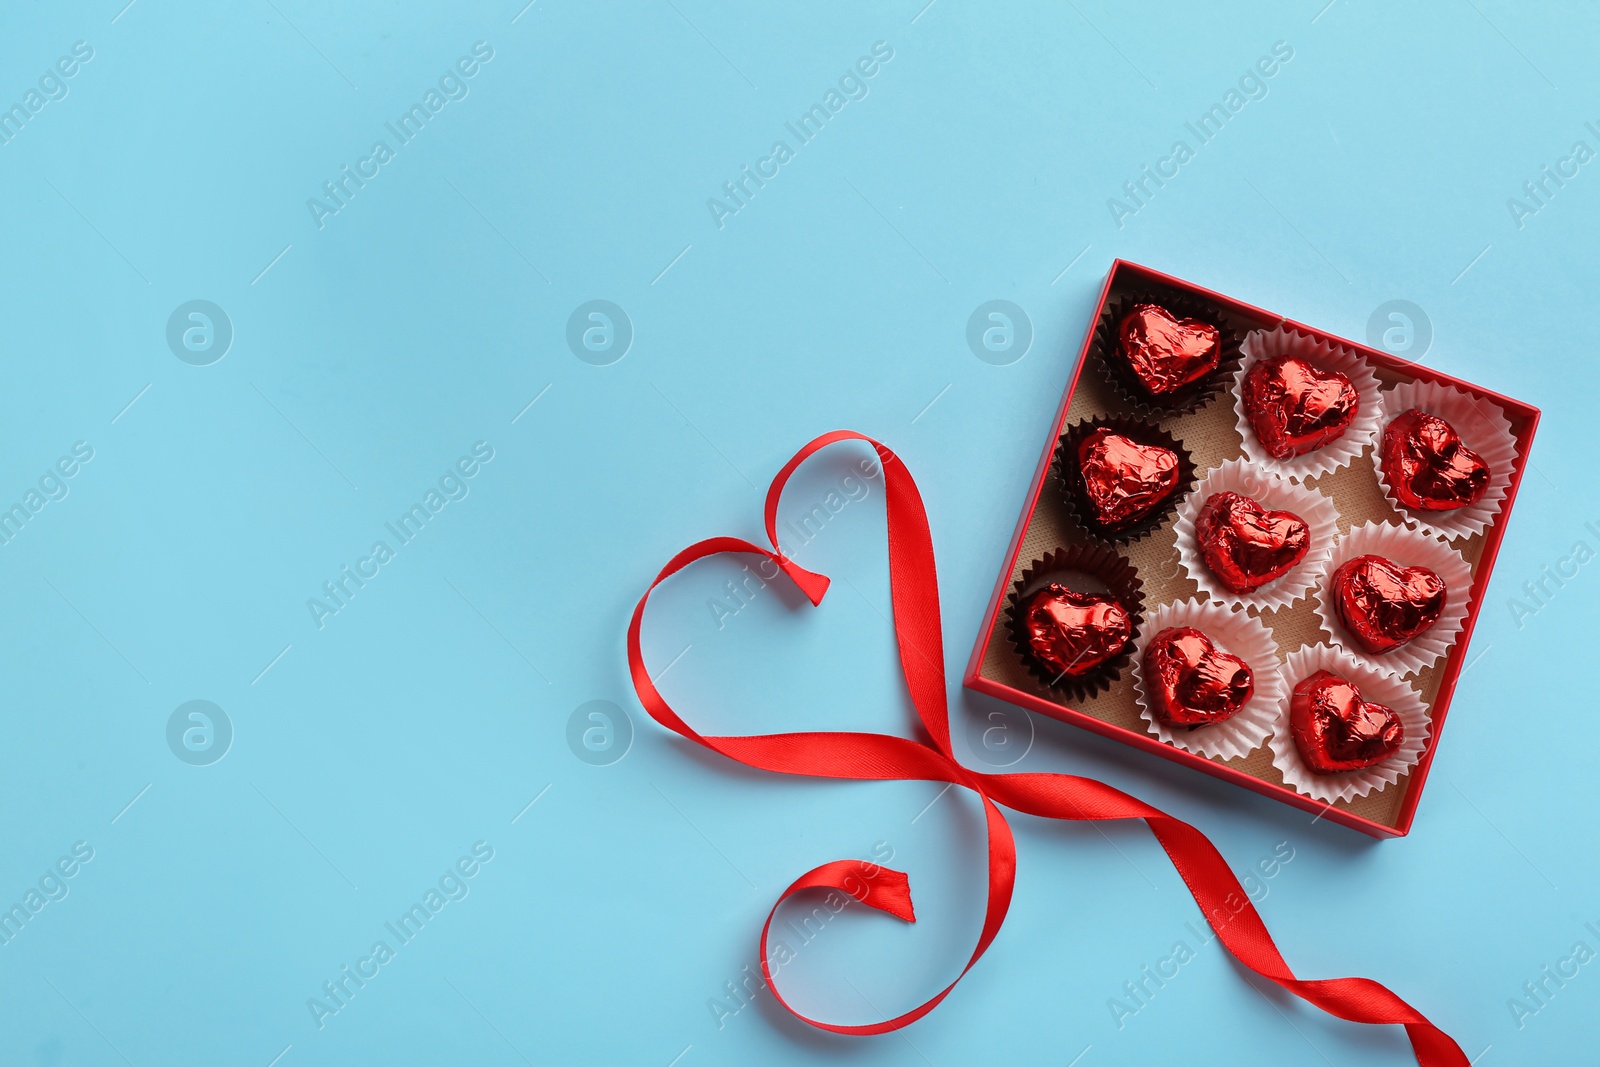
<box><xmin>628</xmin><ymin>431</ymin><xmax>1466</xmax><ymax>1067</ymax></box>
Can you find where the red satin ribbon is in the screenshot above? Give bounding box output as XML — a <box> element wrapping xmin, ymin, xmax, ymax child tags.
<box><xmin>627</xmin><ymin>430</ymin><xmax>1466</xmax><ymax>1065</ymax></box>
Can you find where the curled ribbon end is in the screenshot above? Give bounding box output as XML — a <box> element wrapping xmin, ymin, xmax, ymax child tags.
<box><xmin>778</xmin><ymin>859</ymin><xmax>917</xmax><ymax>927</ymax></box>
<box><xmin>780</xmin><ymin>562</ymin><xmax>830</xmax><ymax>606</ymax></box>
<box><xmin>859</xmin><ymin>866</ymin><xmax>916</xmax><ymax>924</ymax></box>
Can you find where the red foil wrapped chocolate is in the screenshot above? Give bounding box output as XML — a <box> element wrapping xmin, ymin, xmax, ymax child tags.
<box><xmin>1195</xmin><ymin>491</ymin><xmax>1310</xmax><ymax>594</ymax></box>
<box><xmin>1076</xmin><ymin>428</ymin><xmax>1180</xmax><ymax>530</ymax></box>
<box><xmin>1242</xmin><ymin>355</ymin><xmax>1359</xmax><ymax>459</ymax></box>
<box><xmin>1381</xmin><ymin>409</ymin><xmax>1490</xmax><ymax>512</ymax></box>
<box><xmin>1290</xmin><ymin>670</ymin><xmax>1404</xmax><ymax>774</ymax></box>
<box><xmin>1142</xmin><ymin>627</ymin><xmax>1253</xmax><ymax>727</ymax></box>
<box><xmin>1020</xmin><ymin>584</ymin><xmax>1132</xmax><ymax>679</ymax></box>
<box><xmin>1117</xmin><ymin>303</ymin><xmax>1221</xmax><ymax>396</ymax></box>
<box><xmin>1332</xmin><ymin>554</ymin><xmax>1445</xmax><ymax>654</ymax></box>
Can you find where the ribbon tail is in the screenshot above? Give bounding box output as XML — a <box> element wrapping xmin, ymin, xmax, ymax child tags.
<box><xmin>1406</xmin><ymin>1022</ymin><xmax>1471</xmax><ymax>1067</ymax></box>
<box><xmin>1144</xmin><ymin>816</ymin><xmax>1469</xmax><ymax>1067</ymax></box>
<box><xmin>772</xmin><ymin>859</ymin><xmax>916</xmax><ymax>923</ymax></box>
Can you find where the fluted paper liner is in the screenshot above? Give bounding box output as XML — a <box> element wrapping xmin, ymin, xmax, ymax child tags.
<box><xmin>1376</xmin><ymin>379</ymin><xmax>1517</xmax><ymax>542</ymax></box>
<box><xmin>1233</xmin><ymin>325</ymin><xmax>1383</xmax><ymax>482</ymax></box>
<box><xmin>1173</xmin><ymin>459</ymin><xmax>1338</xmax><ymax>613</ymax></box>
<box><xmin>1312</xmin><ymin>521</ymin><xmax>1473</xmax><ymax>677</ymax></box>
<box><xmin>1131</xmin><ymin>598</ymin><xmax>1285</xmax><ymax>761</ymax></box>
<box><xmin>1268</xmin><ymin>644</ymin><xmax>1429</xmax><ymax>804</ymax></box>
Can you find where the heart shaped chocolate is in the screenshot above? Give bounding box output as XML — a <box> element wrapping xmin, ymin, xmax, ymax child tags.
<box><xmin>1242</xmin><ymin>355</ymin><xmax>1359</xmax><ymax>459</ymax></box>
<box><xmin>1332</xmin><ymin>554</ymin><xmax>1445</xmax><ymax>654</ymax></box>
<box><xmin>1076</xmin><ymin>428</ymin><xmax>1180</xmax><ymax>530</ymax></box>
<box><xmin>1195</xmin><ymin>491</ymin><xmax>1310</xmax><ymax>594</ymax></box>
<box><xmin>1117</xmin><ymin>304</ymin><xmax>1221</xmax><ymax>396</ymax></box>
<box><xmin>1381</xmin><ymin>409</ymin><xmax>1490</xmax><ymax>512</ymax></box>
<box><xmin>1020</xmin><ymin>584</ymin><xmax>1132</xmax><ymax>679</ymax></box>
<box><xmin>1290</xmin><ymin>670</ymin><xmax>1404</xmax><ymax>774</ymax></box>
<box><xmin>1143</xmin><ymin>626</ymin><xmax>1254</xmax><ymax>727</ymax></box>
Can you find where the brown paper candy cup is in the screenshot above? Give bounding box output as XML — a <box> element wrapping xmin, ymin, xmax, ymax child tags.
<box><xmin>1006</xmin><ymin>544</ymin><xmax>1146</xmax><ymax>703</ymax></box>
<box><xmin>1053</xmin><ymin>416</ymin><xmax>1196</xmax><ymax>545</ymax></box>
<box><xmin>1092</xmin><ymin>290</ymin><xmax>1244</xmax><ymax>419</ymax></box>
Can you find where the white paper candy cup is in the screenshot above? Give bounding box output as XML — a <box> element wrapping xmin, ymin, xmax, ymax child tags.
<box><xmin>1312</xmin><ymin>521</ymin><xmax>1473</xmax><ymax>677</ymax></box>
<box><xmin>1268</xmin><ymin>644</ymin><xmax>1429</xmax><ymax>805</ymax></box>
<box><xmin>1131</xmin><ymin>599</ymin><xmax>1284</xmax><ymax>761</ymax></box>
<box><xmin>1233</xmin><ymin>325</ymin><xmax>1384</xmax><ymax>482</ymax></box>
<box><xmin>1173</xmin><ymin>459</ymin><xmax>1339</xmax><ymax>613</ymax></box>
<box><xmin>1376</xmin><ymin>380</ymin><xmax>1517</xmax><ymax>541</ymax></box>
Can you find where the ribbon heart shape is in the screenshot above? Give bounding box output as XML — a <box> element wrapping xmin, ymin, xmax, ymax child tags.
<box><xmin>627</xmin><ymin>430</ymin><xmax>1466</xmax><ymax>1066</ymax></box>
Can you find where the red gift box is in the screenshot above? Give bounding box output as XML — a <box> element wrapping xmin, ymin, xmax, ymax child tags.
<box><xmin>964</xmin><ymin>260</ymin><xmax>1540</xmax><ymax>838</ymax></box>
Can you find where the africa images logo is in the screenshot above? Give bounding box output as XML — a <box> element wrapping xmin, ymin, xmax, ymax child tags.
<box><xmin>1106</xmin><ymin>40</ymin><xmax>1294</xmax><ymax>229</ymax></box>
<box><xmin>0</xmin><ymin>440</ymin><xmax>93</xmax><ymax>548</ymax></box>
<box><xmin>306</xmin><ymin>842</ymin><xmax>495</xmax><ymax>1029</ymax></box>
<box><xmin>705</xmin><ymin>41</ymin><xmax>895</xmax><ymax>229</ymax></box>
<box><xmin>306</xmin><ymin>442</ymin><xmax>495</xmax><ymax>629</ymax></box>
<box><xmin>0</xmin><ymin>40</ymin><xmax>94</xmax><ymax>147</ymax></box>
<box><xmin>306</xmin><ymin>41</ymin><xmax>495</xmax><ymax>230</ymax></box>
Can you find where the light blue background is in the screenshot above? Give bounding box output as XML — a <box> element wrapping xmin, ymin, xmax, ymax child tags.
<box><xmin>0</xmin><ymin>1</ymin><xmax>1595</xmax><ymax>1064</ymax></box>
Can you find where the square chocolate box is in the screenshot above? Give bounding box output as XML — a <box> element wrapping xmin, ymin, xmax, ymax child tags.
<box><xmin>964</xmin><ymin>260</ymin><xmax>1539</xmax><ymax>838</ymax></box>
